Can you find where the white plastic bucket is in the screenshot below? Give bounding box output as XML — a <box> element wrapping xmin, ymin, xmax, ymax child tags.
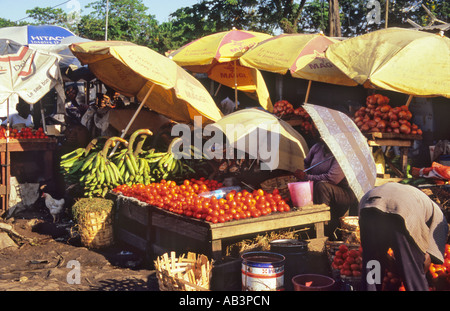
<box><xmin>288</xmin><ymin>181</ymin><xmax>313</xmax><ymax>207</ymax></box>
<box><xmin>241</xmin><ymin>252</ymin><xmax>285</xmax><ymax>291</ymax></box>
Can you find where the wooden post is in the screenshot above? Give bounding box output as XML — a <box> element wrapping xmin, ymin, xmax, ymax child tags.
<box><xmin>405</xmin><ymin>95</ymin><xmax>413</xmax><ymax>108</ymax></box>
<box><xmin>385</xmin><ymin>0</ymin><xmax>389</xmax><ymax>28</ymax></box>
<box><xmin>304</xmin><ymin>80</ymin><xmax>312</xmax><ymax>104</ymax></box>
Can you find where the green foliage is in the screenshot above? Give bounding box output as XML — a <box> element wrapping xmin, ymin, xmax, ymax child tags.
<box><xmin>2</xmin><ymin>0</ymin><xmax>447</xmax><ymax>54</ymax></box>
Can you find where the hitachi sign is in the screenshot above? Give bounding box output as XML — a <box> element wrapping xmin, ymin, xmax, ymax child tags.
<box><xmin>29</xmin><ymin>36</ymin><xmax>64</xmax><ymax>44</ymax></box>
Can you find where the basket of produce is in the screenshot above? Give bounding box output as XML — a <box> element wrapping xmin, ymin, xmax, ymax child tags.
<box><xmin>328</xmin><ymin>243</ymin><xmax>363</xmax><ymax>290</ymax></box>
<box><xmin>353</xmin><ymin>93</ymin><xmax>422</xmax><ymax>136</ymax></box>
<box><xmin>325</xmin><ymin>241</ymin><xmax>361</xmax><ymax>265</ymax></box>
<box><xmin>154</xmin><ymin>252</ymin><xmax>213</xmax><ymax>291</ymax></box>
<box><xmin>260</xmin><ymin>175</ymin><xmax>298</xmax><ymax>200</ymax></box>
<box><xmin>71</xmin><ymin>197</ymin><xmax>114</xmax><ymax>249</ymax></box>
<box><xmin>339</xmin><ymin>216</ymin><xmax>361</xmax><ymax>244</ymax></box>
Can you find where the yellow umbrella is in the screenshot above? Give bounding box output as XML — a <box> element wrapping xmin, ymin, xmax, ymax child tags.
<box><xmin>210</xmin><ymin>108</ymin><xmax>309</xmax><ymax>172</ymax></box>
<box><xmin>70</xmin><ymin>41</ymin><xmax>223</xmax><ymax>131</ymax></box>
<box><xmin>325</xmin><ymin>27</ymin><xmax>450</xmax><ymax>98</ymax></box>
<box><xmin>168</xmin><ymin>28</ymin><xmax>273</xmax><ymax>111</ymax></box>
<box><xmin>239</xmin><ymin>33</ymin><xmax>358</xmax><ymax>103</ymax></box>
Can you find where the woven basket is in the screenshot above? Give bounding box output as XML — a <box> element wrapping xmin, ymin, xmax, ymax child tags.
<box><xmin>154</xmin><ymin>252</ymin><xmax>213</xmax><ymax>291</ymax></box>
<box><xmin>78</xmin><ymin>209</ymin><xmax>114</xmax><ymax>249</ymax></box>
<box><xmin>260</xmin><ymin>175</ymin><xmax>298</xmax><ymax>199</ymax></box>
<box><xmin>339</xmin><ymin>216</ymin><xmax>360</xmax><ymax>244</ymax></box>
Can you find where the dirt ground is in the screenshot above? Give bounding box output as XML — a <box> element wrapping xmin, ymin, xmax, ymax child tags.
<box><xmin>0</xmin><ymin>205</ymin><xmax>159</xmax><ymax>291</ymax></box>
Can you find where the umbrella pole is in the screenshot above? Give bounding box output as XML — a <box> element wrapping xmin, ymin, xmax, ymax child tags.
<box><xmin>109</xmin><ymin>85</ymin><xmax>155</xmax><ymax>156</ymax></box>
<box><xmin>120</xmin><ymin>84</ymin><xmax>154</xmax><ymax>139</ymax></box>
<box><xmin>214</xmin><ymin>83</ymin><xmax>222</xmax><ymax>97</ymax></box>
<box><xmin>405</xmin><ymin>94</ymin><xmax>413</xmax><ymax>108</ymax></box>
<box><xmin>4</xmin><ymin>98</ymin><xmax>10</xmax><ymax>211</ymax></box>
<box><xmin>304</xmin><ymin>80</ymin><xmax>312</xmax><ymax>104</ymax></box>
<box><xmin>234</xmin><ymin>60</ymin><xmax>238</xmax><ymax>109</ymax></box>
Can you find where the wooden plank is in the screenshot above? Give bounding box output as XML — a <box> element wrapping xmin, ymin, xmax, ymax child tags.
<box><xmin>368</xmin><ymin>139</ymin><xmax>412</xmax><ymax>147</ymax></box>
<box><xmin>116</xmin><ymin>196</ymin><xmax>150</xmax><ymax>226</ymax></box>
<box><xmin>0</xmin><ymin>139</ymin><xmax>57</xmax><ymax>152</ymax></box>
<box><xmin>149</xmin><ymin>205</ymin><xmax>330</xmax><ymax>241</ymax></box>
<box><xmin>116</xmin><ymin>227</ymin><xmax>148</xmax><ymax>252</ymax></box>
<box><xmin>364</xmin><ymin>132</ymin><xmax>422</xmax><ymax>140</ymax></box>
<box><xmin>151</xmin><ymin>210</ymin><xmax>210</xmax><ymax>242</ymax></box>
<box><xmin>210</xmin><ymin>209</ymin><xmax>330</xmax><ymax>240</ymax></box>
<box><xmin>116</xmin><ymin>214</ymin><xmax>149</xmax><ymax>239</ymax></box>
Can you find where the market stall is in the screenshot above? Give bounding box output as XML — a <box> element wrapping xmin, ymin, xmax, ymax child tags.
<box><xmin>114</xmin><ymin>192</ymin><xmax>329</xmax><ymax>262</ymax></box>
<box><xmin>0</xmin><ymin>135</ymin><xmax>56</xmax><ymax>211</ymax></box>
<box><xmin>55</xmin><ymin>30</ymin><xmax>450</xmax><ymax>292</ymax></box>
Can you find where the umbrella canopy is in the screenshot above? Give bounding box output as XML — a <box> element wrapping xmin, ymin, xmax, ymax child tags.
<box><xmin>0</xmin><ymin>25</ymin><xmax>75</xmax><ymax>50</ymax></box>
<box><xmin>325</xmin><ymin>27</ymin><xmax>450</xmax><ymax>98</ymax></box>
<box><xmin>0</xmin><ymin>25</ymin><xmax>92</xmax><ymax>78</ymax></box>
<box><xmin>240</xmin><ymin>33</ymin><xmax>357</xmax><ymax>86</ymax></box>
<box><xmin>302</xmin><ymin>104</ymin><xmax>376</xmax><ymax>201</ymax></box>
<box><xmin>169</xmin><ymin>28</ymin><xmax>273</xmax><ymax>111</ymax></box>
<box><xmin>70</xmin><ymin>40</ymin><xmax>223</xmax><ymax>126</ymax></box>
<box><xmin>209</xmin><ymin>108</ymin><xmax>309</xmax><ymax>172</ymax></box>
<box><xmin>0</xmin><ymin>39</ymin><xmax>65</xmax><ymax>106</ymax></box>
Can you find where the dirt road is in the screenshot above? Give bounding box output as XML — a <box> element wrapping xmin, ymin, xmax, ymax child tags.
<box><xmin>0</xmin><ymin>208</ymin><xmax>159</xmax><ymax>291</ymax></box>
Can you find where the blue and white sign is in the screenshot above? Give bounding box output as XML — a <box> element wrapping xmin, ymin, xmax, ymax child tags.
<box><xmin>28</xmin><ymin>25</ymin><xmax>74</xmax><ymax>45</ymax></box>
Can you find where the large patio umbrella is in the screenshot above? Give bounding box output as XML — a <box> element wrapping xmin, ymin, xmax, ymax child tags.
<box><xmin>0</xmin><ymin>39</ymin><xmax>65</xmax><ymax>209</ymax></box>
<box><xmin>0</xmin><ymin>39</ymin><xmax>65</xmax><ymax>107</ymax></box>
<box><xmin>239</xmin><ymin>33</ymin><xmax>357</xmax><ymax>103</ymax></box>
<box><xmin>168</xmin><ymin>28</ymin><xmax>273</xmax><ymax>111</ymax></box>
<box><xmin>0</xmin><ymin>25</ymin><xmax>93</xmax><ymax>78</ymax></box>
<box><xmin>209</xmin><ymin>108</ymin><xmax>309</xmax><ymax>172</ymax></box>
<box><xmin>70</xmin><ymin>41</ymin><xmax>223</xmax><ymax>133</ymax></box>
<box><xmin>0</xmin><ymin>25</ymin><xmax>75</xmax><ymax>50</ymax></box>
<box><xmin>302</xmin><ymin>104</ymin><xmax>376</xmax><ymax>201</ymax></box>
<box><xmin>325</xmin><ymin>27</ymin><xmax>450</xmax><ymax>99</ymax></box>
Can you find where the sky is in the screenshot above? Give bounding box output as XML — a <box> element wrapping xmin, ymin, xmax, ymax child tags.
<box><xmin>0</xmin><ymin>0</ymin><xmax>200</xmax><ymax>23</ymax></box>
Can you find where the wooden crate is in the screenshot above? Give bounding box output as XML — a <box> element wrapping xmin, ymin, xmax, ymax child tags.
<box><xmin>150</xmin><ymin>204</ymin><xmax>330</xmax><ymax>262</ymax></box>
<box><xmin>115</xmin><ymin>194</ymin><xmax>152</xmax><ymax>254</ymax></box>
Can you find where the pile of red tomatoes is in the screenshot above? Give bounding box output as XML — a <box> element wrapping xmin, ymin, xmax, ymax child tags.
<box><xmin>0</xmin><ymin>126</ymin><xmax>48</xmax><ymax>139</ymax></box>
<box><xmin>428</xmin><ymin>244</ymin><xmax>450</xmax><ymax>290</ymax></box>
<box><xmin>113</xmin><ymin>178</ymin><xmax>290</xmax><ymax>223</ymax></box>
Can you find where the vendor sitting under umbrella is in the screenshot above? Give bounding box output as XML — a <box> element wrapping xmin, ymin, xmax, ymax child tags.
<box><xmin>2</xmin><ymin>98</ymin><xmax>34</xmax><ymax>129</ymax></box>
<box><xmin>294</xmin><ymin>132</ymin><xmax>358</xmax><ymax>240</ymax></box>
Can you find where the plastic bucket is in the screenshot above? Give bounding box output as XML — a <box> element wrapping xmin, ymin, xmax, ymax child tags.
<box><xmin>270</xmin><ymin>239</ymin><xmax>309</xmax><ymax>291</ymax></box>
<box><xmin>288</xmin><ymin>181</ymin><xmax>313</xmax><ymax>207</ymax></box>
<box><xmin>241</xmin><ymin>251</ymin><xmax>285</xmax><ymax>291</ymax></box>
<box><xmin>292</xmin><ymin>274</ymin><xmax>335</xmax><ymax>291</ymax></box>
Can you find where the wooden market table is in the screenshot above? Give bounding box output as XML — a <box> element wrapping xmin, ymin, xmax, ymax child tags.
<box><xmin>0</xmin><ymin>138</ymin><xmax>57</xmax><ymax>211</ymax></box>
<box><xmin>151</xmin><ymin>204</ymin><xmax>330</xmax><ymax>261</ymax></box>
<box><xmin>364</xmin><ymin>132</ymin><xmax>422</xmax><ymax>178</ymax></box>
<box><xmin>114</xmin><ymin>193</ymin><xmax>330</xmax><ymax>262</ymax></box>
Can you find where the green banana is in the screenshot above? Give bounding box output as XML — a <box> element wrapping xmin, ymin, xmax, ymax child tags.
<box><xmin>68</xmin><ymin>160</ymin><xmax>84</xmax><ymax>174</ymax></box>
<box><xmin>81</xmin><ymin>152</ymin><xmax>98</xmax><ymax>172</ymax></box>
<box><xmin>125</xmin><ymin>154</ymin><xmax>136</xmax><ymax>177</ymax></box>
<box><xmin>104</xmin><ymin>164</ymin><xmax>111</xmax><ymax>185</ymax></box>
<box><xmin>128</xmin><ymin>153</ymin><xmax>139</xmax><ymax>174</ymax></box>
<box><xmin>61</xmin><ymin>147</ymin><xmax>85</xmax><ymax>160</ymax></box>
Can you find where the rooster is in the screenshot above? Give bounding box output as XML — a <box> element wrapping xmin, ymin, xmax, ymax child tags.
<box><xmin>42</xmin><ymin>193</ymin><xmax>65</xmax><ymax>223</ymax></box>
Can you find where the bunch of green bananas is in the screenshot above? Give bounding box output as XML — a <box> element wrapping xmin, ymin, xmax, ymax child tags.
<box><xmin>59</xmin><ymin>147</ymin><xmax>88</xmax><ymax>184</ymax></box>
<box><xmin>111</xmin><ymin>129</ymin><xmax>156</xmax><ymax>185</ymax></box>
<box><xmin>60</xmin><ymin>129</ymin><xmax>207</xmax><ymax>197</ymax></box>
<box><xmin>60</xmin><ymin>136</ymin><xmax>128</xmax><ymax>198</ymax></box>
